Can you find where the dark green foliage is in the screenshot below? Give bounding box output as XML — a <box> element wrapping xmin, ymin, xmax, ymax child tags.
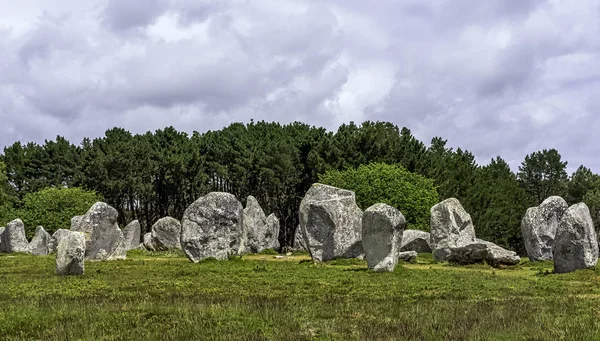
<box><xmin>517</xmin><ymin>149</ymin><xmax>568</xmax><ymax>205</ymax></box>
<box><xmin>319</xmin><ymin>163</ymin><xmax>439</xmax><ymax>230</ymax></box>
<box><xmin>18</xmin><ymin>187</ymin><xmax>101</xmax><ymax>237</ymax></box>
<box><xmin>0</xmin><ymin>160</ymin><xmax>18</xmax><ymax>226</ymax></box>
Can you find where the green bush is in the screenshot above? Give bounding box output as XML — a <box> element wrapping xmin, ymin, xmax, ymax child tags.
<box><xmin>18</xmin><ymin>187</ymin><xmax>101</xmax><ymax>238</ymax></box>
<box><xmin>319</xmin><ymin>163</ymin><xmax>438</xmax><ymax>231</ymax></box>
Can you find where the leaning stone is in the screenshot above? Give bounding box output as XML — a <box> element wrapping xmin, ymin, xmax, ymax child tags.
<box><xmin>398</xmin><ymin>251</ymin><xmax>418</xmax><ymax>262</ymax></box>
<box><xmin>521</xmin><ymin>196</ymin><xmax>568</xmax><ymax>262</ymax></box>
<box><xmin>27</xmin><ymin>226</ymin><xmax>51</xmax><ymax>256</ymax></box>
<box><xmin>400</xmin><ymin>230</ymin><xmax>432</xmax><ymax>253</ymax></box>
<box><xmin>123</xmin><ymin>220</ymin><xmax>141</xmax><ymax>251</ymax></box>
<box><xmin>362</xmin><ymin>203</ymin><xmax>405</xmax><ymax>272</ymax></box>
<box><xmin>56</xmin><ymin>231</ymin><xmax>85</xmax><ymax>276</ymax></box>
<box><xmin>49</xmin><ymin>229</ymin><xmax>71</xmax><ymax>254</ymax></box>
<box><xmin>181</xmin><ymin>192</ymin><xmax>245</xmax><ymax>262</ymax></box>
<box><xmin>150</xmin><ymin>217</ymin><xmax>182</xmax><ymax>251</ymax></box>
<box><xmin>71</xmin><ymin>202</ymin><xmax>126</xmax><ymax>261</ymax></box>
<box><xmin>430</xmin><ymin>198</ymin><xmax>476</xmax><ymax>261</ymax></box>
<box><xmin>2</xmin><ymin>219</ymin><xmax>29</xmax><ymax>253</ymax></box>
<box><xmin>299</xmin><ymin>184</ymin><xmax>363</xmax><ymax>262</ymax></box>
<box><xmin>553</xmin><ymin>203</ymin><xmax>599</xmax><ymax>274</ymax></box>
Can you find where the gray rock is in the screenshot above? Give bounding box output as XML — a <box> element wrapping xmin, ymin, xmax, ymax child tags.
<box><xmin>447</xmin><ymin>240</ymin><xmax>520</xmax><ymax>266</ymax></box>
<box><xmin>293</xmin><ymin>225</ymin><xmax>307</xmax><ymax>251</ymax></box>
<box><xmin>243</xmin><ymin>196</ymin><xmax>267</xmax><ymax>253</ymax></box>
<box><xmin>27</xmin><ymin>226</ymin><xmax>51</xmax><ymax>256</ymax></box>
<box><xmin>553</xmin><ymin>203</ymin><xmax>599</xmax><ymax>274</ymax></box>
<box><xmin>362</xmin><ymin>203</ymin><xmax>406</xmax><ymax>272</ymax></box>
<box><xmin>181</xmin><ymin>192</ymin><xmax>245</xmax><ymax>262</ymax></box>
<box><xmin>49</xmin><ymin>229</ymin><xmax>71</xmax><ymax>254</ymax></box>
<box><xmin>398</xmin><ymin>250</ymin><xmax>418</xmax><ymax>262</ymax></box>
<box><xmin>2</xmin><ymin>219</ymin><xmax>29</xmax><ymax>253</ymax></box>
<box><xmin>150</xmin><ymin>217</ymin><xmax>182</xmax><ymax>251</ymax></box>
<box><xmin>71</xmin><ymin>202</ymin><xmax>126</xmax><ymax>261</ymax></box>
<box><xmin>143</xmin><ymin>232</ymin><xmax>155</xmax><ymax>251</ymax></box>
<box><xmin>56</xmin><ymin>231</ymin><xmax>85</xmax><ymax>276</ymax></box>
<box><xmin>264</xmin><ymin>214</ymin><xmax>281</xmax><ymax>252</ymax></box>
<box><xmin>123</xmin><ymin>220</ymin><xmax>141</xmax><ymax>251</ymax></box>
<box><xmin>0</xmin><ymin>227</ymin><xmax>5</xmax><ymax>253</ymax></box>
<box><xmin>299</xmin><ymin>184</ymin><xmax>363</xmax><ymax>262</ymax></box>
<box><xmin>430</xmin><ymin>198</ymin><xmax>477</xmax><ymax>261</ymax></box>
<box><xmin>400</xmin><ymin>230</ymin><xmax>432</xmax><ymax>253</ymax></box>
<box><xmin>521</xmin><ymin>196</ymin><xmax>568</xmax><ymax>262</ymax></box>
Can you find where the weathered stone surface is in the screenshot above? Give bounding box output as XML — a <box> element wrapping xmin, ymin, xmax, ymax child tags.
<box><xmin>49</xmin><ymin>229</ymin><xmax>71</xmax><ymax>254</ymax></box>
<box><xmin>264</xmin><ymin>214</ymin><xmax>281</xmax><ymax>252</ymax></box>
<box><xmin>243</xmin><ymin>196</ymin><xmax>281</xmax><ymax>253</ymax></box>
<box><xmin>143</xmin><ymin>232</ymin><xmax>155</xmax><ymax>251</ymax></box>
<box><xmin>293</xmin><ymin>225</ymin><xmax>307</xmax><ymax>251</ymax></box>
<box><xmin>299</xmin><ymin>184</ymin><xmax>363</xmax><ymax>262</ymax></box>
<box><xmin>2</xmin><ymin>219</ymin><xmax>29</xmax><ymax>253</ymax></box>
<box><xmin>0</xmin><ymin>227</ymin><xmax>5</xmax><ymax>253</ymax></box>
<box><xmin>27</xmin><ymin>226</ymin><xmax>51</xmax><ymax>256</ymax></box>
<box><xmin>70</xmin><ymin>202</ymin><xmax>126</xmax><ymax>261</ymax></box>
<box><xmin>398</xmin><ymin>250</ymin><xmax>418</xmax><ymax>262</ymax></box>
<box><xmin>181</xmin><ymin>192</ymin><xmax>245</xmax><ymax>262</ymax></box>
<box><xmin>447</xmin><ymin>239</ymin><xmax>520</xmax><ymax>266</ymax></box>
<box><xmin>553</xmin><ymin>203</ymin><xmax>599</xmax><ymax>274</ymax></box>
<box><xmin>521</xmin><ymin>196</ymin><xmax>568</xmax><ymax>262</ymax></box>
<box><xmin>150</xmin><ymin>217</ymin><xmax>181</xmax><ymax>251</ymax></box>
<box><xmin>430</xmin><ymin>198</ymin><xmax>477</xmax><ymax>261</ymax></box>
<box><xmin>362</xmin><ymin>203</ymin><xmax>405</xmax><ymax>272</ymax></box>
<box><xmin>56</xmin><ymin>231</ymin><xmax>85</xmax><ymax>276</ymax></box>
<box><xmin>123</xmin><ymin>220</ymin><xmax>141</xmax><ymax>251</ymax></box>
<box><xmin>400</xmin><ymin>230</ymin><xmax>432</xmax><ymax>253</ymax></box>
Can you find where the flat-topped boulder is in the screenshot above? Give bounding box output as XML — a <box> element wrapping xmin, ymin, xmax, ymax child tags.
<box><xmin>299</xmin><ymin>184</ymin><xmax>363</xmax><ymax>262</ymax></box>
<box><xmin>2</xmin><ymin>219</ymin><xmax>29</xmax><ymax>253</ymax></box>
<box><xmin>123</xmin><ymin>220</ymin><xmax>141</xmax><ymax>251</ymax></box>
<box><xmin>27</xmin><ymin>226</ymin><xmax>51</xmax><ymax>256</ymax></box>
<box><xmin>447</xmin><ymin>239</ymin><xmax>520</xmax><ymax>266</ymax></box>
<box><xmin>398</xmin><ymin>250</ymin><xmax>418</xmax><ymax>262</ymax></box>
<box><xmin>362</xmin><ymin>203</ymin><xmax>405</xmax><ymax>272</ymax></box>
<box><xmin>71</xmin><ymin>202</ymin><xmax>126</xmax><ymax>261</ymax></box>
<box><xmin>149</xmin><ymin>217</ymin><xmax>182</xmax><ymax>251</ymax></box>
<box><xmin>521</xmin><ymin>196</ymin><xmax>568</xmax><ymax>262</ymax></box>
<box><xmin>49</xmin><ymin>229</ymin><xmax>71</xmax><ymax>254</ymax></box>
<box><xmin>56</xmin><ymin>231</ymin><xmax>86</xmax><ymax>276</ymax></box>
<box><xmin>430</xmin><ymin>198</ymin><xmax>476</xmax><ymax>261</ymax></box>
<box><xmin>181</xmin><ymin>192</ymin><xmax>246</xmax><ymax>262</ymax></box>
<box><xmin>400</xmin><ymin>230</ymin><xmax>432</xmax><ymax>253</ymax></box>
<box><xmin>553</xmin><ymin>203</ymin><xmax>599</xmax><ymax>274</ymax></box>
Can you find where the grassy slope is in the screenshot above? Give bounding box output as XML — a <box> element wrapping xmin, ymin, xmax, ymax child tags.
<box><xmin>1</xmin><ymin>251</ymin><xmax>600</xmax><ymax>341</ymax></box>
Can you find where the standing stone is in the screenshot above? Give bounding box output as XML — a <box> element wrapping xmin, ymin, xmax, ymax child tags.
<box><xmin>2</xmin><ymin>219</ymin><xmax>29</xmax><ymax>253</ymax></box>
<box><xmin>362</xmin><ymin>203</ymin><xmax>406</xmax><ymax>272</ymax></box>
<box><xmin>553</xmin><ymin>203</ymin><xmax>599</xmax><ymax>274</ymax></box>
<box><xmin>49</xmin><ymin>229</ymin><xmax>71</xmax><ymax>254</ymax></box>
<box><xmin>521</xmin><ymin>196</ymin><xmax>568</xmax><ymax>262</ymax></box>
<box><xmin>264</xmin><ymin>214</ymin><xmax>281</xmax><ymax>251</ymax></box>
<box><xmin>293</xmin><ymin>225</ymin><xmax>307</xmax><ymax>251</ymax></box>
<box><xmin>56</xmin><ymin>231</ymin><xmax>85</xmax><ymax>276</ymax></box>
<box><xmin>0</xmin><ymin>227</ymin><xmax>5</xmax><ymax>253</ymax></box>
<box><xmin>181</xmin><ymin>192</ymin><xmax>245</xmax><ymax>262</ymax></box>
<box><xmin>143</xmin><ymin>232</ymin><xmax>155</xmax><ymax>251</ymax></box>
<box><xmin>123</xmin><ymin>220</ymin><xmax>141</xmax><ymax>251</ymax></box>
<box><xmin>430</xmin><ymin>198</ymin><xmax>476</xmax><ymax>261</ymax></box>
<box><xmin>400</xmin><ymin>230</ymin><xmax>432</xmax><ymax>253</ymax></box>
<box><xmin>27</xmin><ymin>226</ymin><xmax>51</xmax><ymax>256</ymax></box>
<box><xmin>150</xmin><ymin>217</ymin><xmax>182</xmax><ymax>251</ymax></box>
<box><xmin>243</xmin><ymin>196</ymin><xmax>280</xmax><ymax>253</ymax></box>
<box><xmin>299</xmin><ymin>184</ymin><xmax>363</xmax><ymax>262</ymax></box>
<box><xmin>71</xmin><ymin>202</ymin><xmax>126</xmax><ymax>261</ymax></box>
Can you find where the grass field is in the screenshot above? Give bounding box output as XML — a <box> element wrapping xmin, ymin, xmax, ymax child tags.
<box><xmin>1</xmin><ymin>250</ymin><xmax>600</xmax><ymax>340</ymax></box>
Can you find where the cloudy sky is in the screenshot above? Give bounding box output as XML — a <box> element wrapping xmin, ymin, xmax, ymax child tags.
<box><xmin>0</xmin><ymin>0</ymin><xmax>599</xmax><ymax>172</ymax></box>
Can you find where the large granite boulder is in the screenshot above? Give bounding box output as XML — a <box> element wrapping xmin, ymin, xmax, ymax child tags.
<box><xmin>181</xmin><ymin>192</ymin><xmax>246</xmax><ymax>262</ymax></box>
<box><xmin>2</xmin><ymin>219</ymin><xmax>29</xmax><ymax>253</ymax></box>
<box><xmin>0</xmin><ymin>227</ymin><xmax>5</xmax><ymax>253</ymax></box>
<box><xmin>430</xmin><ymin>198</ymin><xmax>476</xmax><ymax>261</ymax></box>
<box><xmin>400</xmin><ymin>230</ymin><xmax>432</xmax><ymax>253</ymax></box>
<box><xmin>49</xmin><ymin>229</ymin><xmax>71</xmax><ymax>254</ymax></box>
<box><xmin>293</xmin><ymin>225</ymin><xmax>307</xmax><ymax>251</ymax></box>
<box><xmin>244</xmin><ymin>196</ymin><xmax>280</xmax><ymax>253</ymax></box>
<box><xmin>71</xmin><ymin>202</ymin><xmax>126</xmax><ymax>261</ymax></box>
<box><xmin>27</xmin><ymin>226</ymin><xmax>51</xmax><ymax>256</ymax></box>
<box><xmin>150</xmin><ymin>217</ymin><xmax>181</xmax><ymax>251</ymax></box>
<box><xmin>362</xmin><ymin>203</ymin><xmax>406</xmax><ymax>272</ymax></box>
<box><xmin>553</xmin><ymin>203</ymin><xmax>599</xmax><ymax>274</ymax></box>
<box><xmin>123</xmin><ymin>220</ymin><xmax>141</xmax><ymax>251</ymax></box>
<box><xmin>143</xmin><ymin>232</ymin><xmax>155</xmax><ymax>251</ymax></box>
<box><xmin>521</xmin><ymin>196</ymin><xmax>568</xmax><ymax>262</ymax></box>
<box><xmin>299</xmin><ymin>184</ymin><xmax>363</xmax><ymax>262</ymax></box>
<box><xmin>447</xmin><ymin>239</ymin><xmax>520</xmax><ymax>266</ymax></box>
<box><xmin>56</xmin><ymin>231</ymin><xmax>86</xmax><ymax>276</ymax></box>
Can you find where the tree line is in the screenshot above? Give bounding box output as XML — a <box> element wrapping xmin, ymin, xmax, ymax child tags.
<box><xmin>1</xmin><ymin>120</ymin><xmax>598</xmax><ymax>255</ymax></box>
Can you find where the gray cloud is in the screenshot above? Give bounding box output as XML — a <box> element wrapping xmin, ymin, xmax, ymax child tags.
<box><xmin>1</xmin><ymin>0</ymin><xmax>600</xmax><ymax>174</ymax></box>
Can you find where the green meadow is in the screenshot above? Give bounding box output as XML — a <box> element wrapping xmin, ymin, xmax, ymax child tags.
<box><xmin>1</xmin><ymin>251</ymin><xmax>599</xmax><ymax>340</ymax></box>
